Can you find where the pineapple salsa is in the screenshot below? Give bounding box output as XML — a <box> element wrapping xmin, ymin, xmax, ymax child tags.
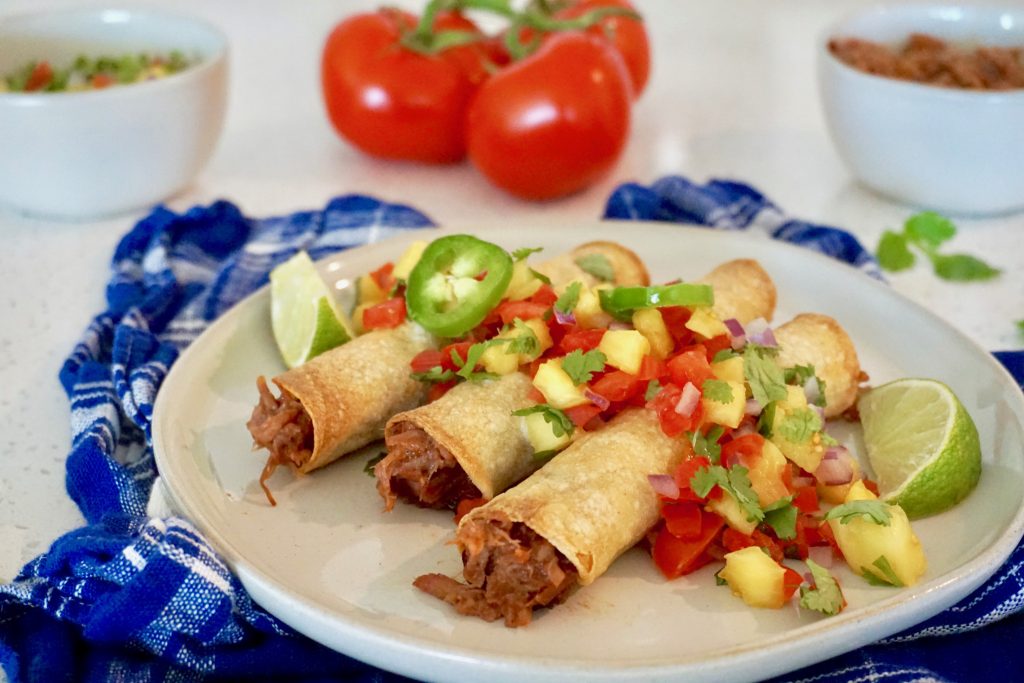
<box><xmin>342</xmin><ymin>235</ymin><xmax>930</xmax><ymax>618</ymax></box>
<box><xmin>1</xmin><ymin>52</ymin><xmax>193</xmax><ymax>93</ymax></box>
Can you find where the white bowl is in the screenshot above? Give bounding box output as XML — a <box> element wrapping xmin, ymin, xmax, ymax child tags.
<box><xmin>818</xmin><ymin>4</ymin><xmax>1024</xmax><ymax>216</ymax></box>
<box><xmin>0</xmin><ymin>7</ymin><xmax>228</xmax><ymax>219</ymax></box>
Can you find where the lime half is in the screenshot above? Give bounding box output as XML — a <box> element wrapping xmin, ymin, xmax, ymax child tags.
<box><xmin>270</xmin><ymin>251</ymin><xmax>353</xmax><ymax>368</ymax></box>
<box><xmin>859</xmin><ymin>378</ymin><xmax>981</xmax><ymax>519</ymax></box>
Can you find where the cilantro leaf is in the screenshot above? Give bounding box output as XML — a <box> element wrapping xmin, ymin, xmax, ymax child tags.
<box><xmin>800</xmin><ymin>559</ymin><xmax>845</xmax><ymax>615</ymax></box>
<box><xmin>757</xmin><ymin>401</ymin><xmax>777</xmax><ymax>438</ymax></box>
<box><xmin>824</xmin><ymin>500</ymin><xmax>892</xmax><ymax>526</ymax></box>
<box><xmin>776</xmin><ymin>407</ymin><xmax>823</xmax><ymax>444</ymax></box>
<box><xmin>690</xmin><ymin>426</ymin><xmax>724</xmax><ymax>464</ymax></box>
<box><xmin>930</xmin><ymin>253</ymin><xmax>1001</xmax><ymax>282</ymax></box>
<box><xmin>529</xmin><ymin>268</ymin><xmax>552</xmax><ymax>285</ymax></box>
<box><xmin>865</xmin><ymin>555</ymin><xmax>904</xmax><ymax>587</ymax></box>
<box><xmin>454</xmin><ymin>341</ymin><xmax>499</xmax><ymax>382</ymax></box>
<box><xmin>512</xmin><ymin>246</ymin><xmax>543</xmax><ymax>261</ymax></box>
<box><xmin>904</xmin><ymin>211</ymin><xmax>956</xmax><ymax>251</ymax></box>
<box><xmin>504</xmin><ymin>319</ymin><xmax>540</xmax><ymax>356</ymax></box>
<box><xmin>712</xmin><ymin>348</ymin><xmax>738</xmax><ymax>363</ymax></box>
<box><xmin>512</xmin><ymin>404</ymin><xmax>574</xmax><ymax>439</ymax></box>
<box><xmin>763</xmin><ymin>498</ymin><xmax>798</xmax><ymax>540</ymax></box>
<box><xmin>363</xmin><ymin>451</ymin><xmax>387</xmax><ymax>477</ymax></box>
<box><xmin>561</xmin><ymin>348</ymin><xmax>607</xmax><ymax>385</ymax></box>
<box><xmin>574</xmin><ymin>253</ymin><xmax>615</xmax><ymax>282</ymax></box>
<box><xmin>876</xmin><ymin>230</ymin><xmax>915</xmax><ymax>272</ymax></box>
<box><xmin>743</xmin><ymin>345</ymin><xmax>788</xmax><ymax>407</ymax></box>
<box><xmin>784</xmin><ymin>364</ymin><xmax>816</xmax><ymax>386</ymax></box>
<box><xmin>554</xmin><ymin>281</ymin><xmax>582</xmax><ymax>315</ymax></box>
<box><xmin>410</xmin><ymin>366</ymin><xmax>456</xmax><ymax>384</ymax></box>
<box><xmin>702</xmin><ymin>378</ymin><xmax>734</xmax><ymax>404</ymax></box>
<box><xmin>691</xmin><ymin>465</ymin><xmax>763</xmax><ymax>523</ymax></box>
<box><xmin>645</xmin><ymin>379</ymin><xmax>663</xmax><ymax>402</ymax></box>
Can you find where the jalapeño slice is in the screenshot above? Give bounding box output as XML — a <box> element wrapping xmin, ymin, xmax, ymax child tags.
<box><xmin>406</xmin><ymin>234</ymin><xmax>514</xmax><ymax>337</ymax></box>
<box><xmin>599</xmin><ymin>283</ymin><xmax>715</xmax><ymax>320</ymax></box>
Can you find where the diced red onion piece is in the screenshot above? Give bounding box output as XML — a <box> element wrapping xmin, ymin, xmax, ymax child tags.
<box><xmin>746</xmin><ymin>317</ymin><xmax>769</xmax><ymax>336</ymax></box>
<box><xmin>724</xmin><ymin>318</ymin><xmax>745</xmax><ymax>338</ymax></box>
<box><xmin>675</xmin><ymin>382</ymin><xmax>701</xmax><ymax>417</ymax></box>
<box><xmin>648</xmin><ymin>473</ymin><xmax>680</xmax><ymax>499</ymax></box>
<box><xmin>584</xmin><ymin>388</ymin><xmax>610</xmax><ymax>411</ymax></box>
<box><xmin>749</xmin><ymin>326</ymin><xmax>778</xmax><ymax>347</ymax></box>
<box><xmin>609</xmin><ymin>321</ymin><xmax>632</xmax><ymax>330</ymax></box>
<box><xmin>803</xmin><ymin>375</ymin><xmax>820</xmax><ymax>405</ymax></box>
<box><xmin>745</xmin><ymin>398</ymin><xmax>762</xmax><ymax>416</ymax></box>
<box><xmin>814</xmin><ymin>447</ymin><xmax>855</xmax><ymax>485</ymax></box>
<box><xmin>553</xmin><ymin>307</ymin><xmax>576</xmax><ymax>325</ymax></box>
<box><xmin>733</xmin><ymin>422</ymin><xmax>756</xmax><ymax>438</ymax></box>
<box><xmin>808</xmin><ymin>545</ymin><xmax>834</xmax><ymax>569</ymax></box>
<box><xmin>791</xmin><ymin>474</ymin><xmax>815</xmax><ymax>488</ymax></box>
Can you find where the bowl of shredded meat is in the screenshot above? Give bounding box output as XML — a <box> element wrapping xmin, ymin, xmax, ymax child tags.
<box><xmin>819</xmin><ymin>4</ymin><xmax>1024</xmax><ymax>216</ymax></box>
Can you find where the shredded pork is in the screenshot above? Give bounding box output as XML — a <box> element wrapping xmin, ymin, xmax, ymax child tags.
<box><xmin>414</xmin><ymin>513</ymin><xmax>578</xmax><ymax>627</ymax></box>
<box><xmin>375</xmin><ymin>422</ymin><xmax>481</xmax><ymax>511</ymax></box>
<box><xmin>246</xmin><ymin>376</ymin><xmax>314</xmax><ymax>506</ymax></box>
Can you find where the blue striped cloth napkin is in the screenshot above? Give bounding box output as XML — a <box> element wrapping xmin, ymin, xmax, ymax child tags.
<box><xmin>1</xmin><ymin>177</ymin><xmax>1020</xmax><ymax>683</ymax></box>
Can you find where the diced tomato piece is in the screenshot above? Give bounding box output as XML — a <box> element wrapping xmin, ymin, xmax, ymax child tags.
<box><xmin>652</xmin><ymin>510</ymin><xmax>725</xmax><ymax>579</ymax></box>
<box><xmin>559</xmin><ymin>327</ymin><xmax>606</xmax><ymax>354</ymax></box>
<box><xmin>662</xmin><ymin>501</ymin><xmax>704</xmax><ymax>541</ymax></box>
<box><xmin>428</xmin><ymin>381</ymin><xmax>455</xmax><ymax>402</ymax></box>
<box><xmin>528</xmin><ymin>283</ymin><xmax>558</xmax><ymax>306</ymax></box>
<box><xmin>370</xmin><ymin>262</ymin><xmax>396</xmax><ymax>292</ymax></box>
<box><xmin>862</xmin><ymin>478</ymin><xmax>880</xmax><ymax>496</ymax></box>
<box><xmin>659</xmin><ymin>306</ymin><xmax>695</xmax><ymax>346</ymax></box>
<box><xmin>91</xmin><ymin>73</ymin><xmax>115</xmax><ymax>89</ymax></box>
<box><xmin>564</xmin><ymin>403</ymin><xmax>603</xmax><ymax>428</ymax></box>
<box><xmin>782</xmin><ymin>567</ymin><xmax>804</xmax><ymax>602</ymax></box>
<box><xmin>590</xmin><ymin>370</ymin><xmax>645</xmax><ymax>402</ymax></box>
<box><xmin>721</xmin><ymin>433</ymin><xmax>766</xmax><ymax>468</ymax></box>
<box><xmin>672</xmin><ymin>455</ymin><xmax>712</xmax><ymax>501</ymax></box>
<box><xmin>454</xmin><ymin>497</ymin><xmax>488</xmax><ymax>524</ymax></box>
<box><xmin>814</xmin><ymin>519</ymin><xmax>844</xmax><ymax>558</ymax></box>
<box><xmin>410</xmin><ymin>349</ymin><xmax>446</xmax><ymax>373</ymax></box>
<box><xmin>493</xmin><ymin>300</ymin><xmax>550</xmax><ymax>325</ymax></box>
<box><xmin>792</xmin><ymin>486</ymin><xmax>819</xmax><ymax>514</ymax></box>
<box><xmin>25</xmin><ymin>61</ymin><xmax>54</xmax><ymax>91</ymax></box>
<box><xmin>441</xmin><ymin>341</ymin><xmax>474</xmax><ymax>369</ymax></box>
<box><xmin>722</xmin><ymin>528</ymin><xmax>785</xmax><ymax>563</ymax></box>
<box><xmin>635</xmin><ymin>355</ymin><xmax>667</xmax><ymax>381</ymax></box>
<box><xmin>362</xmin><ymin>297</ymin><xmax>406</xmax><ymax>330</ymax></box>
<box><xmin>648</xmin><ymin>383</ymin><xmax>703</xmax><ymax>437</ymax></box>
<box><xmin>703</xmin><ymin>334</ymin><xmax>732</xmax><ymax>361</ymax></box>
<box><xmin>666</xmin><ymin>346</ymin><xmax>713</xmax><ymax>388</ymax></box>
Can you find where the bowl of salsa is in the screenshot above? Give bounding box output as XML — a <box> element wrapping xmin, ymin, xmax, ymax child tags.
<box><xmin>0</xmin><ymin>7</ymin><xmax>228</xmax><ymax>219</ymax></box>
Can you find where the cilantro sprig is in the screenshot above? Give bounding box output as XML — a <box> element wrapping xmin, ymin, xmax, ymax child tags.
<box><xmin>823</xmin><ymin>500</ymin><xmax>892</xmax><ymax>526</ymax></box>
<box><xmin>512</xmin><ymin>246</ymin><xmax>543</xmax><ymax>261</ymax></box>
<box><xmin>554</xmin><ymin>281</ymin><xmax>582</xmax><ymax>315</ymax></box>
<box><xmin>876</xmin><ymin>212</ymin><xmax>1000</xmax><ymax>282</ymax></box>
<box><xmin>561</xmin><ymin>348</ymin><xmax>607</xmax><ymax>385</ymax></box>
<box><xmin>743</xmin><ymin>345</ymin><xmax>787</xmax><ymax>407</ymax></box>
<box><xmin>701</xmin><ymin>379</ymin><xmax>734</xmax><ymax>404</ymax></box>
<box><xmin>691</xmin><ymin>465</ymin><xmax>763</xmax><ymax>523</ymax></box>
<box><xmin>574</xmin><ymin>253</ymin><xmax>615</xmax><ymax>282</ymax></box>
<box><xmin>776</xmin><ymin>407</ymin><xmax>823</xmax><ymax>444</ymax></box>
<box><xmin>800</xmin><ymin>559</ymin><xmax>845</xmax><ymax>615</ymax></box>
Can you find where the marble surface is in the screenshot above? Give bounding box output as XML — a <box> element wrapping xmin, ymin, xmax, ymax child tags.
<box><xmin>0</xmin><ymin>0</ymin><xmax>1021</xmax><ymax>658</ymax></box>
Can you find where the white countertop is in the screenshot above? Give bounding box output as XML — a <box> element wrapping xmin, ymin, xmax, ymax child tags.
<box><xmin>0</xmin><ymin>0</ymin><xmax>1021</xmax><ymax>652</ymax></box>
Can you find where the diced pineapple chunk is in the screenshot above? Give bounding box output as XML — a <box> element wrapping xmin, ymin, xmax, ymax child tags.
<box><xmin>719</xmin><ymin>546</ymin><xmax>790</xmax><ymax>609</ymax></box>
<box><xmin>828</xmin><ymin>481</ymin><xmax>927</xmax><ymax>587</ymax></box>
<box><xmin>783</xmin><ymin>385</ymin><xmax>808</xmax><ymax>411</ymax></box>
<box><xmin>746</xmin><ymin>440</ymin><xmax>791</xmax><ymax>508</ymax></box>
<box><xmin>632</xmin><ymin>309</ymin><xmax>674</xmax><ymax>359</ymax></box>
<box><xmin>520</xmin><ymin>410</ymin><xmax>572</xmax><ymax>455</ymax></box>
<box><xmin>533</xmin><ymin>359</ymin><xmax>590</xmax><ymax>409</ymax></box>
<box><xmin>505</xmin><ymin>260</ymin><xmax>544</xmax><ymax>301</ymax></box>
<box><xmin>769</xmin><ymin>386</ymin><xmax>825</xmax><ymax>473</ymax></box>
<box><xmin>356</xmin><ymin>274</ymin><xmax>387</xmax><ymax>307</ymax></box>
<box><xmin>701</xmin><ymin>379</ymin><xmax>746</xmax><ymax>429</ymax></box>
<box><xmin>685</xmin><ymin>307</ymin><xmax>728</xmax><ymax>340</ymax></box>
<box><xmin>517</xmin><ymin>318</ymin><xmax>552</xmax><ymax>362</ymax></box>
<box><xmin>597</xmin><ymin>329</ymin><xmax>650</xmax><ymax>375</ymax></box>
<box><xmin>480</xmin><ymin>318</ymin><xmax>553</xmax><ymax>374</ymax></box>
<box><xmin>707</xmin><ymin>492</ymin><xmax>758</xmax><ymax>535</ymax></box>
<box><xmin>573</xmin><ymin>283</ymin><xmax>612</xmax><ymax>329</ymax></box>
<box><xmin>711</xmin><ymin>355</ymin><xmax>744</xmax><ymax>383</ymax></box>
<box><xmin>480</xmin><ymin>344</ymin><xmax>520</xmax><ymax>375</ymax></box>
<box><xmin>392</xmin><ymin>240</ymin><xmax>428</xmax><ymax>280</ymax></box>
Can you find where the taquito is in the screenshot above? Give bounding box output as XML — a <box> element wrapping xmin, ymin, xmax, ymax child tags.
<box><xmin>774</xmin><ymin>313</ymin><xmax>863</xmax><ymax>417</ymax></box>
<box><xmin>377</xmin><ymin>259</ymin><xmax>777</xmax><ymax>511</ymax></box>
<box><xmin>415</xmin><ymin>311</ymin><xmax>863</xmax><ymax>626</ymax></box>
<box><xmin>247</xmin><ymin>322</ymin><xmax>436</xmax><ymax>504</ymax></box>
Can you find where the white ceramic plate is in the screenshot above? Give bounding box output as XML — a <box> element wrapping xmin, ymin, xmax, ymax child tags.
<box><xmin>152</xmin><ymin>223</ymin><xmax>1024</xmax><ymax>683</ymax></box>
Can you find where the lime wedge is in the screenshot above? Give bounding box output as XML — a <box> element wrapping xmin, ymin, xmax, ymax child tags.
<box><xmin>858</xmin><ymin>378</ymin><xmax>981</xmax><ymax>519</ymax></box>
<box><xmin>270</xmin><ymin>251</ymin><xmax>353</xmax><ymax>368</ymax></box>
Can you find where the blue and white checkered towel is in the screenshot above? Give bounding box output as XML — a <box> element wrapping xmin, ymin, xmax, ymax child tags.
<box><xmin>1</xmin><ymin>177</ymin><xmax>1021</xmax><ymax>683</ymax></box>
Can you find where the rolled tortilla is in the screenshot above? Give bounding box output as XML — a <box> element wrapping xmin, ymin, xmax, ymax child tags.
<box><xmin>247</xmin><ymin>322</ymin><xmax>436</xmax><ymax>502</ymax></box>
<box><xmin>532</xmin><ymin>240</ymin><xmax>649</xmax><ymax>289</ymax></box>
<box><xmin>379</xmin><ymin>259</ymin><xmax>777</xmax><ymax>511</ymax></box>
<box><xmin>774</xmin><ymin>313</ymin><xmax>863</xmax><ymax>417</ymax></box>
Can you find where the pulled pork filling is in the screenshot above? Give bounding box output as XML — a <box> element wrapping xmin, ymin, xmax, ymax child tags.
<box><xmin>246</xmin><ymin>376</ymin><xmax>314</xmax><ymax>506</ymax></box>
<box><xmin>414</xmin><ymin>513</ymin><xmax>578</xmax><ymax>627</ymax></box>
<box><xmin>375</xmin><ymin>422</ymin><xmax>481</xmax><ymax>511</ymax></box>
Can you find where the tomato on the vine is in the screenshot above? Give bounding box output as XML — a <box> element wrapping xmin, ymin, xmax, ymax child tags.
<box><xmin>557</xmin><ymin>0</ymin><xmax>651</xmax><ymax>97</ymax></box>
<box><xmin>320</xmin><ymin>9</ymin><xmax>492</xmax><ymax>163</ymax></box>
<box><xmin>466</xmin><ymin>32</ymin><xmax>632</xmax><ymax>200</ymax></box>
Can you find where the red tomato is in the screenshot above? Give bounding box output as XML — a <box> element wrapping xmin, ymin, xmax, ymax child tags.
<box><xmin>722</xmin><ymin>528</ymin><xmax>785</xmax><ymax>563</ymax></box>
<box><xmin>528</xmin><ymin>283</ymin><xmax>559</xmax><ymax>306</ymax></box>
<box><xmin>25</xmin><ymin>62</ymin><xmax>53</xmax><ymax>91</ymax></box>
<box><xmin>441</xmin><ymin>341</ymin><xmax>475</xmax><ymax>368</ymax></box>
<box><xmin>466</xmin><ymin>32</ymin><xmax>632</xmax><ymax>200</ymax></box>
<box><xmin>792</xmin><ymin>486</ymin><xmax>820</xmax><ymax>514</ymax></box>
<box><xmin>635</xmin><ymin>355</ymin><xmax>667</xmax><ymax>381</ymax></box>
<box><xmin>590</xmin><ymin>370</ymin><xmax>644</xmax><ymax>401</ymax></box>
<box><xmin>666</xmin><ymin>347</ymin><xmax>714</xmax><ymax>388</ymax></box>
<box><xmin>652</xmin><ymin>510</ymin><xmax>725</xmax><ymax>579</ymax></box>
<box><xmin>559</xmin><ymin>328</ymin><xmax>606</xmax><ymax>353</ymax></box>
<box><xmin>410</xmin><ymin>349</ymin><xmax>445</xmax><ymax>373</ymax></box>
<box><xmin>362</xmin><ymin>297</ymin><xmax>407</xmax><ymax>329</ymax></box>
<box><xmin>428</xmin><ymin>381</ymin><xmax>456</xmax><ymax>402</ymax></box>
<box><xmin>493</xmin><ymin>300</ymin><xmax>550</xmax><ymax>325</ymax></box>
<box><xmin>370</xmin><ymin>262</ymin><xmax>396</xmax><ymax>292</ymax></box>
<box><xmin>648</xmin><ymin>383</ymin><xmax>703</xmax><ymax>437</ymax></box>
<box><xmin>721</xmin><ymin>433</ymin><xmax>766</xmax><ymax>468</ymax></box>
<box><xmin>557</xmin><ymin>0</ymin><xmax>651</xmax><ymax>97</ymax></box>
<box><xmin>659</xmin><ymin>306</ymin><xmax>694</xmax><ymax>346</ymax></box>
<box><xmin>673</xmin><ymin>455</ymin><xmax>712</xmax><ymax>497</ymax></box>
<box><xmin>703</xmin><ymin>334</ymin><xmax>732</xmax><ymax>361</ymax></box>
<box><xmin>321</xmin><ymin>9</ymin><xmax>489</xmax><ymax>163</ymax></box>
<box><xmin>564</xmin><ymin>403</ymin><xmax>603</xmax><ymax>429</ymax></box>
<box><xmin>782</xmin><ymin>567</ymin><xmax>804</xmax><ymax>602</ymax></box>
<box><xmin>662</xmin><ymin>501</ymin><xmax>703</xmax><ymax>541</ymax></box>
